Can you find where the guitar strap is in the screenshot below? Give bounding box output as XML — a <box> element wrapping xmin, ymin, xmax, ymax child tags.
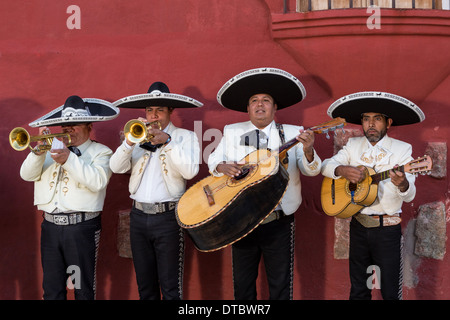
<box><xmin>275</xmin><ymin>123</ymin><xmax>289</xmax><ymax>165</ymax></box>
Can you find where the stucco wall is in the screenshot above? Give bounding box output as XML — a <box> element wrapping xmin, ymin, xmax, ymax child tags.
<box><xmin>0</xmin><ymin>0</ymin><xmax>448</xmax><ymax>300</ymax></box>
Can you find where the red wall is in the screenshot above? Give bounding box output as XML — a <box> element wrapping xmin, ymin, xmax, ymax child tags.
<box><xmin>0</xmin><ymin>1</ymin><xmax>448</xmax><ymax>300</ymax></box>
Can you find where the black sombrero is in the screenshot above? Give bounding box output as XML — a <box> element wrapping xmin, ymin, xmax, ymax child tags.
<box><xmin>217</xmin><ymin>67</ymin><xmax>306</xmax><ymax>112</ymax></box>
<box><xmin>113</xmin><ymin>81</ymin><xmax>203</xmax><ymax>109</ymax></box>
<box><xmin>29</xmin><ymin>95</ymin><xmax>119</xmax><ymax>127</ymax></box>
<box><xmin>327</xmin><ymin>91</ymin><xmax>425</xmax><ymax>126</ymax></box>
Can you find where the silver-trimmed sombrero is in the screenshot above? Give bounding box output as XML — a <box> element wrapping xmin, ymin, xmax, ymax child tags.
<box><xmin>217</xmin><ymin>67</ymin><xmax>306</xmax><ymax>112</ymax></box>
<box><xmin>113</xmin><ymin>82</ymin><xmax>203</xmax><ymax>109</ymax></box>
<box><xmin>29</xmin><ymin>95</ymin><xmax>119</xmax><ymax>127</ymax></box>
<box><xmin>327</xmin><ymin>91</ymin><xmax>425</xmax><ymax>126</ymax></box>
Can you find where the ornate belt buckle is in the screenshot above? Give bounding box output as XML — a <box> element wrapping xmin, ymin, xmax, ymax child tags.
<box><xmin>54</xmin><ymin>215</ymin><xmax>69</xmax><ymax>225</ymax></box>
<box><xmin>156</xmin><ymin>203</ymin><xmax>164</xmax><ymax>213</ymax></box>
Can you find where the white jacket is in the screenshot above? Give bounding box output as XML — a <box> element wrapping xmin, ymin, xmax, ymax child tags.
<box><xmin>20</xmin><ymin>139</ymin><xmax>113</xmax><ymax>212</ymax></box>
<box><xmin>321</xmin><ymin>135</ymin><xmax>416</xmax><ymax>214</ymax></box>
<box><xmin>207</xmin><ymin>120</ymin><xmax>321</xmax><ymax>215</ymax></box>
<box><xmin>109</xmin><ymin>122</ymin><xmax>200</xmax><ymax>199</ymax></box>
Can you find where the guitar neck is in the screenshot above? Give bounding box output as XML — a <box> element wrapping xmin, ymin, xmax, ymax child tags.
<box><xmin>277</xmin><ymin>118</ymin><xmax>346</xmax><ymax>156</ymax></box>
<box><xmin>278</xmin><ymin>125</ymin><xmax>322</xmax><ymax>155</ymax></box>
<box><xmin>278</xmin><ymin>137</ymin><xmax>300</xmax><ymax>155</ymax></box>
<box><xmin>371</xmin><ymin>165</ymin><xmax>405</xmax><ymax>184</ymax></box>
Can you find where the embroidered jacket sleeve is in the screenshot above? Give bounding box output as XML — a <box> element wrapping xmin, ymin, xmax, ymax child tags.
<box><xmin>321</xmin><ymin>143</ymin><xmax>352</xmax><ymax>180</ymax></box>
<box><xmin>161</xmin><ymin>128</ymin><xmax>200</xmax><ymax>180</ymax></box>
<box><xmin>20</xmin><ymin>152</ymin><xmax>48</xmax><ymax>181</ymax></box>
<box><xmin>61</xmin><ymin>143</ymin><xmax>113</xmax><ymax>193</ymax></box>
<box><xmin>295</xmin><ymin>145</ymin><xmax>321</xmax><ymax>176</ymax></box>
<box><xmin>109</xmin><ymin>140</ymin><xmax>134</xmax><ymax>174</ymax></box>
<box><xmin>385</xmin><ymin>142</ymin><xmax>416</xmax><ymax>203</ymax></box>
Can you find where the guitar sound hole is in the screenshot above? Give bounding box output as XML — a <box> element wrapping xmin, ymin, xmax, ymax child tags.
<box><xmin>235</xmin><ymin>166</ymin><xmax>251</xmax><ymax>181</ymax></box>
<box><xmin>349</xmin><ymin>183</ymin><xmax>357</xmax><ymax>191</ymax></box>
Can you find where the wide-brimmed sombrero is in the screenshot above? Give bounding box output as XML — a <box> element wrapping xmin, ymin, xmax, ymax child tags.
<box><xmin>113</xmin><ymin>81</ymin><xmax>203</xmax><ymax>109</ymax></box>
<box><xmin>217</xmin><ymin>67</ymin><xmax>306</xmax><ymax>112</ymax></box>
<box><xmin>327</xmin><ymin>91</ymin><xmax>425</xmax><ymax>126</ymax></box>
<box><xmin>29</xmin><ymin>95</ymin><xmax>119</xmax><ymax>127</ymax></box>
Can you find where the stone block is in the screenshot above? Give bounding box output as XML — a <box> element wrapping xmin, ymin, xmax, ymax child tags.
<box><xmin>333</xmin><ymin>217</ymin><xmax>350</xmax><ymax>259</ymax></box>
<box><xmin>333</xmin><ymin>128</ymin><xmax>363</xmax><ymax>153</ymax></box>
<box><xmin>415</xmin><ymin>201</ymin><xmax>446</xmax><ymax>260</ymax></box>
<box><xmin>425</xmin><ymin>142</ymin><xmax>447</xmax><ymax>179</ymax></box>
<box><xmin>117</xmin><ymin>210</ymin><xmax>132</xmax><ymax>258</ymax></box>
<box><xmin>402</xmin><ymin>219</ymin><xmax>421</xmax><ymax>288</ymax></box>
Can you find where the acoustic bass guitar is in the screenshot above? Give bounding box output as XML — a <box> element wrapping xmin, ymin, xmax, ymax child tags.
<box><xmin>320</xmin><ymin>155</ymin><xmax>432</xmax><ymax>219</ymax></box>
<box><xmin>176</xmin><ymin>118</ymin><xmax>346</xmax><ymax>252</ymax></box>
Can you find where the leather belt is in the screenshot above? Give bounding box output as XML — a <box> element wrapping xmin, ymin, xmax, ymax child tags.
<box><xmin>44</xmin><ymin>211</ymin><xmax>101</xmax><ymax>226</ymax></box>
<box><xmin>261</xmin><ymin>210</ymin><xmax>286</xmax><ymax>225</ymax></box>
<box><xmin>354</xmin><ymin>213</ymin><xmax>401</xmax><ymax>228</ymax></box>
<box><xmin>133</xmin><ymin>201</ymin><xmax>177</xmax><ymax>214</ymax></box>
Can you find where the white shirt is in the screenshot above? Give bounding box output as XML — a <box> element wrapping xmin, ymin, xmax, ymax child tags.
<box><xmin>123</xmin><ymin>128</ymin><xmax>175</xmax><ymax>204</ymax></box>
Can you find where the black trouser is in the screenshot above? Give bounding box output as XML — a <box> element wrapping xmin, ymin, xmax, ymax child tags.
<box><xmin>40</xmin><ymin>216</ymin><xmax>101</xmax><ymax>300</ymax></box>
<box><xmin>130</xmin><ymin>207</ymin><xmax>184</xmax><ymax>300</ymax></box>
<box><xmin>231</xmin><ymin>213</ymin><xmax>295</xmax><ymax>300</ymax></box>
<box><xmin>349</xmin><ymin>217</ymin><xmax>402</xmax><ymax>300</ymax></box>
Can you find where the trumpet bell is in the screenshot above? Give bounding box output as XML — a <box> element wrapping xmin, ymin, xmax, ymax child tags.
<box><xmin>124</xmin><ymin>120</ymin><xmax>161</xmax><ymax>144</ymax></box>
<box><xmin>124</xmin><ymin>120</ymin><xmax>147</xmax><ymax>144</ymax></box>
<box><xmin>9</xmin><ymin>127</ymin><xmax>31</xmax><ymax>151</ymax></box>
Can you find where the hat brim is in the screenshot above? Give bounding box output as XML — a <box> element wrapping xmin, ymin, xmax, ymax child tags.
<box><xmin>29</xmin><ymin>98</ymin><xmax>120</xmax><ymax>127</ymax></box>
<box><xmin>327</xmin><ymin>92</ymin><xmax>425</xmax><ymax>126</ymax></box>
<box><xmin>113</xmin><ymin>92</ymin><xmax>203</xmax><ymax>109</ymax></box>
<box><xmin>217</xmin><ymin>67</ymin><xmax>306</xmax><ymax>112</ymax></box>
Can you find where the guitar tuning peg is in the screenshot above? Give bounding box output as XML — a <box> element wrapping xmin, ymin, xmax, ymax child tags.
<box><xmin>334</xmin><ymin>123</ymin><xmax>344</xmax><ymax>133</ymax></box>
<box><xmin>427</xmin><ymin>171</ymin><xmax>432</xmax><ymax>175</ymax></box>
<box><xmin>322</xmin><ymin>128</ymin><xmax>330</xmax><ymax>139</ymax></box>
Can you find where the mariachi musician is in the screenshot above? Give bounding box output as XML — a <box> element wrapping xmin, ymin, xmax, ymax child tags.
<box><xmin>321</xmin><ymin>91</ymin><xmax>425</xmax><ymax>299</ymax></box>
<box><xmin>208</xmin><ymin>68</ymin><xmax>322</xmax><ymax>300</ymax></box>
<box><xmin>109</xmin><ymin>81</ymin><xmax>202</xmax><ymax>300</ymax></box>
<box><xmin>19</xmin><ymin>95</ymin><xmax>119</xmax><ymax>299</ymax></box>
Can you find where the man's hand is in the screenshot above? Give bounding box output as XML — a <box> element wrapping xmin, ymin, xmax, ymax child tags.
<box><xmin>147</xmin><ymin>128</ymin><xmax>170</xmax><ymax>145</ymax></box>
<box><xmin>296</xmin><ymin>129</ymin><xmax>315</xmax><ymax>162</ymax></box>
<box><xmin>335</xmin><ymin>165</ymin><xmax>366</xmax><ymax>184</ymax></box>
<box><xmin>50</xmin><ymin>148</ymin><xmax>71</xmax><ymax>165</ymax></box>
<box><xmin>390</xmin><ymin>165</ymin><xmax>409</xmax><ymax>192</ymax></box>
<box><xmin>33</xmin><ymin>126</ymin><xmax>50</xmax><ymax>155</ymax></box>
<box><xmin>216</xmin><ymin>161</ymin><xmax>246</xmax><ymax>177</ymax></box>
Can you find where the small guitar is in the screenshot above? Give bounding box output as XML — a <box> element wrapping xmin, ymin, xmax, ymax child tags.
<box><xmin>176</xmin><ymin>118</ymin><xmax>346</xmax><ymax>252</ymax></box>
<box><xmin>321</xmin><ymin>155</ymin><xmax>433</xmax><ymax>219</ymax></box>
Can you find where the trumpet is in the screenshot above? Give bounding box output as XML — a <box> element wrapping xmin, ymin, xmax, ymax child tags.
<box><xmin>9</xmin><ymin>127</ymin><xmax>72</xmax><ymax>152</ymax></box>
<box><xmin>124</xmin><ymin>120</ymin><xmax>162</xmax><ymax>144</ymax></box>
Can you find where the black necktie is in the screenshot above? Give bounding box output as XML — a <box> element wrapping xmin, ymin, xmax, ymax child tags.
<box><xmin>241</xmin><ymin>129</ymin><xmax>268</xmax><ymax>149</ymax></box>
<box><xmin>68</xmin><ymin>146</ymin><xmax>82</xmax><ymax>156</ymax></box>
<box><xmin>139</xmin><ymin>142</ymin><xmax>163</xmax><ymax>152</ymax></box>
